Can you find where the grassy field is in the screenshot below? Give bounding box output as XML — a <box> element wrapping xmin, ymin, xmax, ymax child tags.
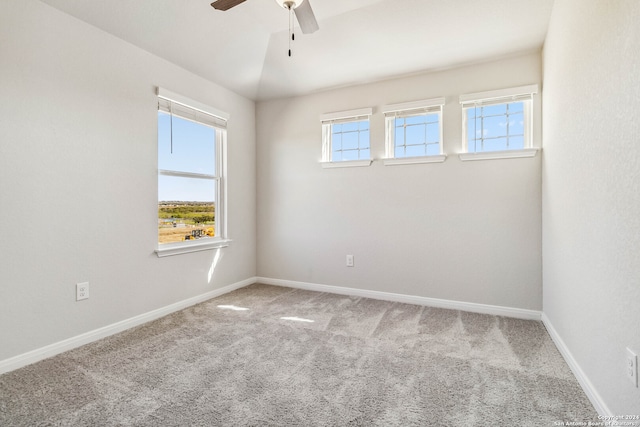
<box><xmin>158</xmin><ymin>202</ymin><xmax>215</xmax><ymax>244</ymax></box>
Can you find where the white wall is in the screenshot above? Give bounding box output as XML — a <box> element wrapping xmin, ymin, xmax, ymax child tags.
<box><xmin>0</xmin><ymin>1</ymin><xmax>256</xmax><ymax>361</ymax></box>
<box><xmin>542</xmin><ymin>0</ymin><xmax>640</xmax><ymax>415</ymax></box>
<box><xmin>257</xmin><ymin>53</ymin><xmax>543</xmax><ymax>310</ymax></box>
<box><xmin>3</xmin><ymin>0</ymin><xmax>637</xmax><ymax>415</ymax></box>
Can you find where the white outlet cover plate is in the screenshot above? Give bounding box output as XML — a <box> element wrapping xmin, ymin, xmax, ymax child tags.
<box><xmin>76</xmin><ymin>282</ymin><xmax>89</xmax><ymax>301</ymax></box>
<box><xmin>627</xmin><ymin>347</ymin><xmax>638</xmax><ymax>387</ymax></box>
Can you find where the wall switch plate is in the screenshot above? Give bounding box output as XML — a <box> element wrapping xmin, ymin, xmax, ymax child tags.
<box><xmin>346</xmin><ymin>254</ymin><xmax>354</xmax><ymax>267</ymax></box>
<box><xmin>76</xmin><ymin>282</ymin><xmax>89</xmax><ymax>301</ymax></box>
<box><xmin>627</xmin><ymin>347</ymin><xmax>638</xmax><ymax>387</ymax></box>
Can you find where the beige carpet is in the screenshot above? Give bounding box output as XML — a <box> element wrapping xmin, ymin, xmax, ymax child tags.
<box><xmin>0</xmin><ymin>283</ymin><xmax>597</xmax><ymax>426</ymax></box>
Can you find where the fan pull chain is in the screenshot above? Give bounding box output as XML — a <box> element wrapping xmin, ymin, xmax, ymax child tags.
<box><xmin>288</xmin><ymin>5</ymin><xmax>293</xmax><ymax>57</ymax></box>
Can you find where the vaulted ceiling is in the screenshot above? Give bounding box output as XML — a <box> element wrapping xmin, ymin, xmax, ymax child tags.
<box><xmin>39</xmin><ymin>0</ymin><xmax>554</xmax><ymax>101</ymax></box>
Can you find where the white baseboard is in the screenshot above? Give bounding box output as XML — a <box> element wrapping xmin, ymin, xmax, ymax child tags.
<box><xmin>256</xmin><ymin>277</ymin><xmax>542</xmax><ymax>321</ymax></box>
<box><xmin>0</xmin><ymin>277</ymin><xmax>257</xmax><ymax>375</ymax></box>
<box><xmin>541</xmin><ymin>313</ymin><xmax>610</xmax><ymax>416</ymax></box>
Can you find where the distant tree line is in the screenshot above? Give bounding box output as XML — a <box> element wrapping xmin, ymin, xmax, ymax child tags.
<box><xmin>193</xmin><ymin>215</ymin><xmax>215</xmax><ymax>224</ymax></box>
<box><xmin>158</xmin><ymin>202</ymin><xmax>215</xmax><ymax>222</ymax></box>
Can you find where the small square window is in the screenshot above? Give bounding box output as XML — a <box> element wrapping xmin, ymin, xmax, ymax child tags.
<box><xmin>382</xmin><ymin>97</ymin><xmax>447</xmax><ymax>165</ymax></box>
<box><xmin>465</xmin><ymin>101</ymin><xmax>526</xmax><ymax>152</ymax></box>
<box><xmin>321</xmin><ymin>108</ymin><xmax>373</xmax><ymax>167</ymax></box>
<box><xmin>460</xmin><ymin>85</ymin><xmax>537</xmax><ymax>156</ymax></box>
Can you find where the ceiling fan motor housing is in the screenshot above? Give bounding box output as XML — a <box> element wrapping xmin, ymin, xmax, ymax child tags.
<box><xmin>275</xmin><ymin>0</ymin><xmax>304</xmax><ymax>10</ymax></box>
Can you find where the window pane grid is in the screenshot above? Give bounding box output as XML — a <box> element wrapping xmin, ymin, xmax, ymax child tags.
<box><xmin>393</xmin><ymin>113</ymin><xmax>440</xmax><ymax>158</ymax></box>
<box><xmin>467</xmin><ymin>102</ymin><xmax>525</xmax><ymax>152</ymax></box>
<box><xmin>331</xmin><ymin>119</ymin><xmax>370</xmax><ymax>161</ymax></box>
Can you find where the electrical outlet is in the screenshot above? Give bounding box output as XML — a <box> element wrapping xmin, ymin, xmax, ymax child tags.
<box><xmin>346</xmin><ymin>254</ymin><xmax>354</xmax><ymax>267</ymax></box>
<box><xmin>627</xmin><ymin>347</ymin><xmax>638</xmax><ymax>387</ymax></box>
<box><xmin>76</xmin><ymin>282</ymin><xmax>89</xmax><ymax>301</ymax></box>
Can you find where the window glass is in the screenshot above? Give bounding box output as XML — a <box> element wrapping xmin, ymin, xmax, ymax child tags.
<box><xmin>466</xmin><ymin>101</ymin><xmax>525</xmax><ymax>153</ymax></box>
<box><xmin>386</xmin><ymin>109</ymin><xmax>442</xmax><ymax>159</ymax></box>
<box><xmin>157</xmin><ymin>109</ymin><xmax>221</xmax><ymax>245</ymax></box>
<box><xmin>329</xmin><ymin>118</ymin><xmax>370</xmax><ymax>161</ymax></box>
<box><xmin>460</xmin><ymin>85</ymin><xmax>538</xmax><ymax>156</ymax></box>
<box><xmin>158</xmin><ymin>113</ymin><xmax>216</xmax><ymax>175</ymax></box>
<box><xmin>158</xmin><ymin>177</ymin><xmax>216</xmax><ymax>244</ymax></box>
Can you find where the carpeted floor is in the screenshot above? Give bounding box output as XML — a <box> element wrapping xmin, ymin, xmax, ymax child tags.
<box><xmin>1</xmin><ymin>283</ymin><xmax>597</xmax><ymax>426</ymax></box>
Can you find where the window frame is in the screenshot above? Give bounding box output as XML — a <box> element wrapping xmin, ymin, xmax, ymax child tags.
<box><xmin>382</xmin><ymin>97</ymin><xmax>446</xmax><ymax>166</ymax></box>
<box><xmin>320</xmin><ymin>107</ymin><xmax>373</xmax><ymax>168</ymax></box>
<box><xmin>155</xmin><ymin>88</ymin><xmax>230</xmax><ymax>257</ymax></box>
<box><xmin>459</xmin><ymin>84</ymin><xmax>539</xmax><ymax>161</ymax></box>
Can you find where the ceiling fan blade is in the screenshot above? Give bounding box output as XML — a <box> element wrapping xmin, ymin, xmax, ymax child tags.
<box><xmin>211</xmin><ymin>0</ymin><xmax>247</xmax><ymax>11</ymax></box>
<box><xmin>294</xmin><ymin>0</ymin><xmax>319</xmax><ymax>34</ymax></box>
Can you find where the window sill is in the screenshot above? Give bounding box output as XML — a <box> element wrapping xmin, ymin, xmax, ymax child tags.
<box><xmin>155</xmin><ymin>238</ymin><xmax>231</xmax><ymax>258</ymax></box>
<box><xmin>320</xmin><ymin>159</ymin><xmax>373</xmax><ymax>168</ymax></box>
<box><xmin>458</xmin><ymin>148</ymin><xmax>539</xmax><ymax>162</ymax></box>
<box><xmin>383</xmin><ymin>155</ymin><xmax>447</xmax><ymax>166</ymax></box>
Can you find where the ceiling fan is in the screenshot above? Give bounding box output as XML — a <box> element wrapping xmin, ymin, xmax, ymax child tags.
<box><xmin>211</xmin><ymin>0</ymin><xmax>319</xmax><ymax>55</ymax></box>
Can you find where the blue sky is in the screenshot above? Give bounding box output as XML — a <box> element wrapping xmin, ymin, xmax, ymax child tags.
<box><xmin>331</xmin><ymin>120</ymin><xmax>370</xmax><ymax>161</ymax></box>
<box><xmin>394</xmin><ymin>114</ymin><xmax>440</xmax><ymax>157</ymax></box>
<box><xmin>467</xmin><ymin>102</ymin><xmax>524</xmax><ymax>152</ymax></box>
<box><xmin>158</xmin><ymin>112</ymin><xmax>216</xmax><ymax>202</ymax></box>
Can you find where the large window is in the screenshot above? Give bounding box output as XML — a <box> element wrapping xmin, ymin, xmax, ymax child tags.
<box><xmin>156</xmin><ymin>88</ymin><xmax>229</xmax><ymax>257</ymax></box>
<box><xmin>460</xmin><ymin>85</ymin><xmax>538</xmax><ymax>159</ymax></box>
<box><xmin>383</xmin><ymin>98</ymin><xmax>446</xmax><ymax>165</ymax></box>
<box><xmin>321</xmin><ymin>108</ymin><xmax>372</xmax><ymax>167</ymax></box>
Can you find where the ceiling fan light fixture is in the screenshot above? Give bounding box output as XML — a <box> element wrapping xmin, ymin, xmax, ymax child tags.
<box><xmin>275</xmin><ymin>0</ymin><xmax>304</xmax><ymax>10</ymax></box>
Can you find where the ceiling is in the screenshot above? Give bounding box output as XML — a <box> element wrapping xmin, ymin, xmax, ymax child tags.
<box><xmin>39</xmin><ymin>0</ymin><xmax>554</xmax><ymax>101</ymax></box>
